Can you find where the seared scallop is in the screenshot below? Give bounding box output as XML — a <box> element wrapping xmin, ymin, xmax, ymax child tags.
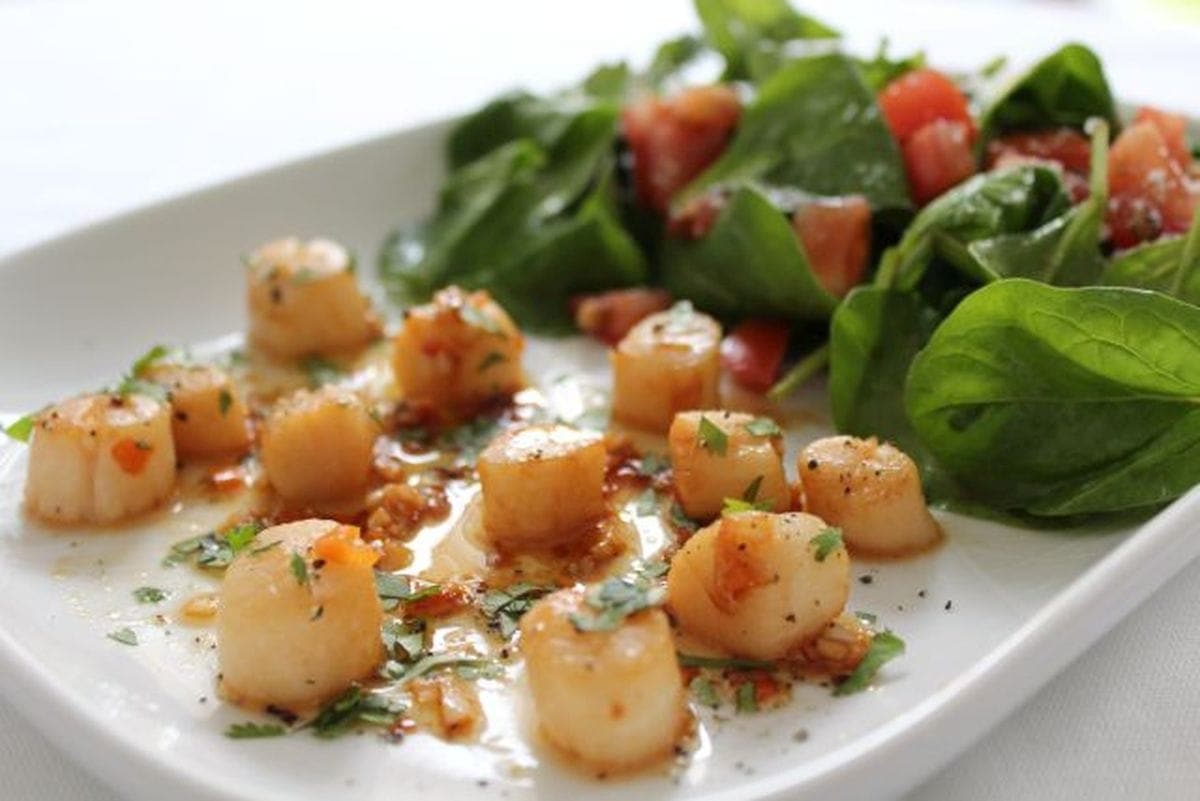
<box><xmin>798</xmin><ymin>436</ymin><xmax>941</xmax><ymax>556</ymax></box>
<box><xmin>24</xmin><ymin>393</ymin><xmax>176</xmax><ymax>524</ymax></box>
<box><xmin>142</xmin><ymin>363</ymin><xmax>251</xmax><ymax>458</ymax></box>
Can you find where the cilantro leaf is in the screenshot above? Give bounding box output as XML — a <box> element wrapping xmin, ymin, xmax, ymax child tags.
<box><xmin>309</xmin><ymin>686</ymin><xmax>405</xmax><ymax>738</ymax></box>
<box><xmin>744</xmin><ymin>417</ymin><xmax>782</xmax><ymax>437</ymax></box>
<box><xmin>225</xmin><ymin>721</ymin><xmax>286</xmax><ymax>739</ymax></box>
<box><xmin>3</xmin><ymin>414</ymin><xmax>34</xmax><ymax>443</ymax></box>
<box><xmin>809</xmin><ymin>527</ymin><xmax>843</xmax><ymax>561</ymax></box>
<box><xmin>697</xmin><ymin>415</ymin><xmax>729</xmax><ymax>456</ymax></box>
<box><xmin>722</xmin><ymin>496</ymin><xmax>774</xmax><ymax>514</ymax></box>
<box><xmin>383</xmin><ymin>653</ymin><xmax>498</xmax><ymax>683</ymax></box>
<box><xmin>479</xmin><ymin>582</ymin><xmax>552</xmax><ymax>638</ymax></box>
<box><xmin>290</xmin><ymin>552</ymin><xmax>309</xmax><ymax>585</ymax></box>
<box><xmin>375</xmin><ymin>572</ymin><xmax>440</xmax><ymax>612</ymax></box>
<box><xmin>108</xmin><ymin>627</ymin><xmax>138</xmax><ymax>646</ymax></box>
<box><xmin>833</xmin><ymin>630</ymin><xmax>905</xmax><ymax>696</ymax></box>
<box><xmin>690</xmin><ymin>676</ymin><xmax>720</xmax><ymax>708</ymax></box>
<box><xmin>117</xmin><ymin>376</ymin><xmax>169</xmax><ymax>402</ymax></box>
<box><xmin>130</xmin><ymin>344</ymin><xmax>170</xmax><ymax>377</ymax></box>
<box><xmin>568</xmin><ymin>575</ymin><xmax>666</xmax><ymax>632</ymax></box>
<box><xmin>132</xmin><ymin>586</ymin><xmax>167</xmax><ymax>604</ymax></box>
<box><xmin>735</xmin><ymin>681</ymin><xmax>759</xmax><ymax>713</ymax></box>
<box><xmin>165</xmin><ymin>522</ymin><xmax>264</xmax><ymax>569</ymax></box>
<box><xmin>381</xmin><ymin>618</ymin><xmax>427</xmax><ymax>662</ymax></box>
<box><xmin>218</xmin><ymin>389</ymin><xmax>232</xmax><ymax>416</ymax></box>
<box><xmin>742</xmin><ymin>475</ymin><xmax>764</xmax><ymax>502</ymax></box>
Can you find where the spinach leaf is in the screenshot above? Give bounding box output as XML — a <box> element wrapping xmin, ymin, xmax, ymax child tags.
<box><xmin>1102</xmin><ymin>208</ymin><xmax>1200</xmax><ymax>303</ymax></box>
<box><xmin>978</xmin><ymin>43</ymin><xmax>1117</xmax><ymax>147</ymax></box>
<box><xmin>694</xmin><ymin>0</ymin><xmax>838</xmax><ymax>81</ymax></box>
<box><xmin>856</xmin><ymin>39</ymin><xmax>925</xmax><ymax>92</ymax></box>
<box><xmin>878</xmin><ymin>165</ymin><xmax>1069</xmax><ymax>290</ymax></box>
<box><xmin>905</xmin><ymin>279</ymin><xmax>1200</xmax><ymax>516</ymax></box>
<box><xmin>967</xmin><ymin>120</ymin><xmax>1110</xmax><ymax>287</ymax></box>
<box><xmin>645</xmin><ymin>34</ymin><xmax>707</xmax><ymax>87</ymax></box>
<box><xmin>659</xmin><ymin>184</ymin><xmax>837</xmax><ymax>320</ymax></box>
<box><xmin>685</xmin><ymin>53</ymin><xmax>910</xmax><ymax>212</ymax></box>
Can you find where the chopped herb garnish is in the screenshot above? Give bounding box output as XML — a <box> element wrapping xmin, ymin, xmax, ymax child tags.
<box><xmin>375</xmin><ymin>572</ymin><xmax>440</xmax><ymax>612</ymax></box>
<box><xmin>744</xmin><ymin>417</ymin><xmax>782</xmax><ymax>437</ymax></box>
<box><xmin>735</xmin><ymin>682</ymin><xmax>759</xmax><ymax>713</ymax></box>
<box><xmin>225</xmin><ymin>721</ymin><xmax>286</xmax><ymax>739</ymax></box>
<box><xmin>854</xmin><ymin>610</ymin><xmax>878</xmax><ymax>625</ymax></box>
<box><xmin>164</xmin><ymin>521</ymin><xmax>264</xmax><ymax>569</ymax></box>
<box><xmin>568</xmin><ymin>574</ymin><xmax>666</xmax><ymax>632</ymax></box>
<box><xmin>3</xmin><ymin>414</ymin><xmax>34</xmax><ymax>443</ymax></box>
<box><xmin>454</xmin><ymin>660</ymin><xmax>505</xmax><ymax>681</ymax></box>
<box><xmin>384</xmin><ymin>653</ymin><xmax>497</xmax><ymax>683</ymax></box>
<box><xmin>132</xmin><ymin>586</ymin><xmax>167</xmax><ymax>604</ymax></box>
<box><xmin>477</xmin><ymin>351</ymin><xmax>507</xmax><ymax>372</ymax></box>
<box><xmin>117</xmin><ymin>376</ymin><xmax>169</xmax><ymax>402</ymax></box>
<box><xmin>677</xmin><ymin>653</ymin><xmax>776</xmax><ymax>671</ymax></box>
<box><xmin>439</xmin><ymin>414</ymin><xmax>502</xmax><ymax>464</ymax></box>
<box><xmin>459</xmin><ymin>304</ymin><xmax>504</xmax><ymax>336</ymax></box>
<box><xmin>479</xmin><ymin>582</ymin><xmax>553</xmax><ymax>638</ymax></box>
<box><xmin>810</xmin><ymin>527</ymin><xmax>844</xmax><ymax>562</ymax></box>
<box><xmin>381</xmin><ymin>618</ymin><xmax>427</xmax><ymax>662</ymax></box>
<box><xmin>218</xmin><ymin>389</ymin><xmax>232</xmax><ymax>416</ymax></box>
<box><xmin>636</xmin><ymin>487</ymin><xmax>659</xmax><ymax>517</ymax></box>
<box><xmin>108</xmin><ymin>627</ymin><xmax>138</xmax><ymax>646</ymax></box>
<box><xmin>690</xmin><ymin>676</ymin><xmax>720</xmax><ymax>708</ymax></box>
<box><xmin>309</xmin><ymin>686</ymin><xmax>405</xmax><ymax>738</ymax></box>
<box><xmin>300</xmin><ymin>355</ymin><xmax>342</xmax><ymax>388</ymax></box>
<box><xmin>696</xmin><ymin>415</ymin><xmax>728</xmax><ymax>456</ymax></box>
<box><xmin>833</xmin><ymin>630</ymin><xmax>906</xmax><ymax>696</ymax></box>
<box><xmin>669</xmin><ymin>502</ymin><xmax>699</xmax><ymax>533</ymax></box>
<box><xmin>743</xmin><ymin>475</ymin><xmax>764</xmax><ymax>502</ymax></box>
<box><xmin>637</xmin><ymin>453</ymin><xmax>670</xmax><ymax>477</ymax></box>
<box><xmin>130</xmin><ymin>344</ymin><xmax>170</xmax><ymax>377</ymax></box>
<box><xmin>290</xmin><ymin>552</ymin><xmax>309</xmax><ymax>585</ymax></box>
<box><xmin>721</xmin><ymin>496</ymin><xmax>773</xmax><ymax>514</ymax></box>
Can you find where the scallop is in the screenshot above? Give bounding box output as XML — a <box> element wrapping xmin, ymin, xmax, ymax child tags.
<box><xmin>667</xmin><ymin>511</ymin><xmax>849</xmax><ymax>659</ymax></box>
<box><xmin>391</xmin><ymin>286</ymin><xmax>524</xmax><ymax>415</ymax></box>
<box><xmin>218</xmin><ymin>519</ymin><xmax>384</xmax><ymax>711</ymax></box>
<box><xmin>668</xmin><ymin>410</ymin><xmax>789</xmax><ymax>520</ymax></box>
<box><xmin>798</xmin><ymin>436</ymin><xmax>941</xmax><ymax>556</ymax></box>
<box><xmin>260</xmin><ymin>386</ymin><xmax>377</xmax><ymax>503</ymax></box>
<box><xmin>477</xmin><ymin>423</ymin><xmax>607</xmax><ymax>550</ymax></box>
<box><xmin>142</xmin><ymin>363</ymin><xmax>251</xmax><ymax>458</ymax></box>
<box><xmin>519</xmin><ymin>587</ymin><xmax>688</xmax><ymax>773</ymax></box>
<box><xmin>246</xmin><ymin>237</ymin><xmax>380</xmax><ymax>359</ymax></box>
<box><xmin>611</xmin><ymin>303</ymin><xmax>721</xmax><ymax>432</ymax></box>
<box><xmin>24</xmin><ymin>393</ymin><xmax>176</xmax><ymax>524</ymax></box>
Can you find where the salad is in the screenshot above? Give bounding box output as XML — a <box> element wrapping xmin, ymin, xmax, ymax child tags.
<box><xmin>381</xmin><ymin>0</ymin><xmax>1200</xmax><ymax>525</ymax></box>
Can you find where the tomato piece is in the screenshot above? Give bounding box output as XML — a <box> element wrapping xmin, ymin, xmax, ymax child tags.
<box><xmin>1107</xmin><ymin>120</ymin><xmax>1198</xmax><ymax>248</ymax></box>
<box><xmin>572</xmin><ymin>288</ymin><xmax>673</xmax><ymax>346</ymax></box>
<box><xmin>985</xmin><ymin>128</ymin><xmax>1092</xmax><ymax>174</ymax></box>
<box><xmin>313</xmin><ymin>524</ymin><xmax>379</xmax><ymax>568</ymax></box>
<box><xmin>791</xmin><ymin>195</ymin><xmax>872</xmax><ymax>297</ymax></box>
<box><xmin>878</xmin><ymin>68</ymin><xmax>975</xmax><ymax>144</ymax></box>
<box><xmin>111</xmin><ymin>437</ymin><xmax>152</xmax><ymax>475</ymax></box>
<box><xmin>622</xmin><ymin>85</ymin><xmax>741</xmax><ymax>213</ymax></box>
<box><xmin>1134</xmin><ymin>106</ymin><xmax>1191</xmax><ymax>167</ymax></box>
<box><xmin>720</xmin><ymin>320</ymin><xmax>790</xmax><ymax>393</ymax></box>
<box><xmin>901</xmin><ymin>120</ymin><xmax>977</xmax><ymax>205</ymax></box>
<box><xmin>666</xmin><ymin>192</ymin><xmax>727</xmax><ymax>239</ymax></box>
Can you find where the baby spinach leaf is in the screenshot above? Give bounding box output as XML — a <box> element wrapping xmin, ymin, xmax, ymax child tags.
<box><xmin>447</xmin><ymin>91</ymin><xmax>601</xmax><ymax>172</ymax></box>
<box><xmin>685</xmin><ymin>53</ymin><xmax>910</xmax><ymax>212</ymax></box>
<box><xmin>905</xmin><ymin>279</ymin><xmax>1200</xmax><ymax>516</ymax></box>
<box><xmin>645</xmin><ymin>34</ymin><xmax>707</xmax><ymax>87</ymax></box>
<box><xmin>856</xmin><ymin>39</ymin><xmax>925</xmax><ymax>92</ymax></box>
<box><xmin>660</xmin><ymin>184</ymin><xmax>838</xmax><ymax>320</ymax></box>
<box><xmin>878</xmin><ymin>165</ymin><xmax>1069</xmax><ymax>290</ymax></box>
<box><xmin>1102</xmin><ymin>208</ymin><xmax>1200</xmax><ymax>304</ymax></box>
<box><xmin>978</xmin><ymin>43</ymin><xmax>1117</xmax><ymax>147</ymax></box>
<box><xmin>694</xmin><ymin>0</ymin><xmax>838</xmax><ymax>81</ymax></box>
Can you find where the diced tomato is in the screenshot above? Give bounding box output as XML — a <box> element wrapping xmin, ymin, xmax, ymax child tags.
<box><xmin>314</xmin><ymin>524</ymin><xmax>379</xmax><ymax>568</ymax></box>
<box><xmin>791</xmin><ymin>195</ymin><xmax>872</xmax><ymax>297</ymax></box>
<box><xmin>1107</xmin><ymin>120</ymin><xmax>1198</xmax><ymax>248</ymax></box>
<box><xmin>901</xmin><ymin>120</ymin><xmax>976</xmax><ymax>205</ymax></box>
<box><xmin>986</xmin><ymin>128</ymin><xmax>1092</xmax><ymax>174</ymax></box>
<box><xmin>572</xmin><ymin>288</ymin><xmax>673</xmax><ymax>346</ymax></box>
<box><xmin>666</xmin><ymin>191</ymin><xmax>727</xmax><ymax>239</ymax></box>
<box><xmin>405</xmin><ymin>582</ymin><xmax>474</xmax><ymax>618</ymax></box>
<box><xmin>878</xmin><ymin>68</ymin><xmax>976</xmax><ymax>144</ymax></box>
<box><xmin>622</xmin><ymin>85</ymin><xmax>741</xmax><ymax>213</ymax></box>
<box><xmin>111</xmin><ymin>437</ymin><xmax>152</xmax><ymax>475</ymax></box>
<box><xmin>720</xmin><ymin>320</ymin><xmax>790</xmax><ymax>393</ymax></box>
<box><xmin>1134</xmin><ymin>106</ymin><xmax>1191</xmax><ymax>167</ymax></box>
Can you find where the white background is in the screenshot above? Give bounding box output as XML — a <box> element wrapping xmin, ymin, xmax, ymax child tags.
<box><xmin>1</xmin><ymin>0</ymin><xmax>1199</xmax><ymax>798</ymax></box>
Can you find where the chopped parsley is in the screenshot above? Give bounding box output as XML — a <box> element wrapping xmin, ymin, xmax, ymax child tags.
<box><xmin>309</xmin><ymin>686</ymin><xmax>405</xmax><ymax>739</ymax></box>
<box><xmin>742</xmin><ymin>475</ymin><xmax>764</xmax><ymax>502</ymax></box>
<box><xmin>459</xmin><ymin>304</ymin><xmax>504</xmax><ymax>337</ymax></box>
<box><xmin>833</xmin><ymin>630</ymin><xmax>906</xmax><ymax>697</ymax></box>
<box><xmin>217</xmin><ymin>389</ymin><xmax>232</xmax><ymax>416</ymax></box>
<box><xmin>735</xmin><ymin>682</ymin><xmax>759</xmax><ymax>714</ymax></box>
<box><xmin>479</xmin><ymin>582</ymin><xmax>553</xmax><ymax>638</ymax></box>
<box><xmin>677</xmin><ymin>653</ymin><xmax>776</xmax><ymax>671</ymax></box>
<box><xmin>635</xmin><ymin>487</ymin><xmax>659</xmax><ymax>517</ymax></box>
<box><xmin>164</xmin><ymin>521</ymin><xmax>263</xmax><ymax>569</ymax></box>
<box><xmin>117</xmin><ymin>376</ymin><xmax>169</xmax><ymax>402</ymax></box>
<box><xmin>439</xmin><ymin>414</ymin><xmax>502</xmax><ymax>464</ymax></box>
<box><xmin>722</xmin><ymin>475</ymin><xmax>772</xmax><ymax>514</ymax></box>
<box><xmin>225</xmin><ymin>721</ymin><xmax>286</xmax><ymax>739</ymax></box>
<box><xmin>132</xmin><ymin>586</ymin><xmax>167</xmax><ymax>604</ymax></box>
<box><xmin>375</xmin><ymin>572</ymin><xmax>441</xmax><ymax>612</ymax></box>
<box><xmin>107</xmin><ymin>627</ymin><xmax>138</xmax><ymax>646</ymax></box>
<box><xmin>381</xmin><ymin>618</ymin><xmax>427</xmax><ymax>662</ymax></box>
<box><xmin>696</xmin><ymin>415</ymin><xmax>728</xmax><ymax>456</ymax></box>
<box><xmin>477</xmin><ymin>351</ymin><xmax>507</xmax><ymax>373</ymax></box>
<box><xmin>809</xmin><ymin>527</ymin><xmax>844</xmax><ymax>562</ymax></box>
<box><xmin>300</xmin><ymin>355</ymin><xmax>342</xmax><ymax>388</ymax></box>
<box><xmin>383</xmin><ymin>653</ymin><xmax>499</xmax><ymax>683</ymax></box>
<box><xmin>3</xmin><ymin>414</ymin><xmax>34</xmax><ymax>443</ymax></box>
<box><xmin>744</xmin><ymin>417</ymin><xmax>782</xmax><ymax>437</ymax></box>
<box><xmin>689</xmin><ymin>676</ymin><xmax>720</xmax><ymax>708</ymax></box>
<box><xmin>289</xmin><ymin>552</ymin><xmax>309</xmax><ymax>585</ymax></box>
<box><xmin>568</xmin><ymin>574</ymin><xmax>666</xmax><ymax>632</ymax></box>
<box><xmin>130</xmin><ymin>344</ymin><xmax>170</xmax><ymax>377</ymax></box>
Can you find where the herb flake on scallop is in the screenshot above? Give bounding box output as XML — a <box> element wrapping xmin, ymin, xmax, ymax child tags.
<box><xmin>3</xmin><ymin>414</ymin><xmax>34</xmax><ymax>443</ymax></box>
<box><xmin>568</xmin><ymin>574</ymin><xmax>666</xmax><ymax>632</ymax></box>
<box><xmin>300</xmin><ymin>355</ymin><xmax>342</xmax><ymax>388</ymax></box>
<box><xmin>309</xmin><ymin>686</ymin><xmax>405</xmax><ymax>739</ymax></box>
<box><xmin>697</xmin><ymin>415</ymin><xmax>728</xmax><ymax>456</ymax></box>
<box><xmin>375</xmin><ymin>572</ymin><xmax>441</xmax><ymax>612</ymax></box>
<box><xmin>833</xmin><ymin>630</ymin><xmax>906</xmax><ymax>696</ymax></box>
<box><xmin>289</xmin><ymin>552</ymin><xmax>309</xmax><ymax>585</ymax></box>
<box><xmin>132</xmin><ymin>586</ymin><xmax>167</xmax><ymax>604</ymax></box>
<box><xmin>744</xmin><ymin>417</ymin><xmax>781</xmax><ymax>438</ymax></box>
<box><xmin>809</xmin><ymin>528</ymin><xmax>843</xmax><ymax>561</ymax></box>
<box><xmin>479</xmin><ymin>582</ymin><xmax>553</xmax><ymax>638</ymax></box>
<box><xmin>735</xmin><ymin>682</ymin><xmax>759</xmax><ymax>713</ymax></box>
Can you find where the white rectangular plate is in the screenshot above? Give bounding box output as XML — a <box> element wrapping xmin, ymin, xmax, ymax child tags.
<box><xmin>2</xmin><ymin>119</ymin><xmax>1199</xmax><ymax>801</ymax></box>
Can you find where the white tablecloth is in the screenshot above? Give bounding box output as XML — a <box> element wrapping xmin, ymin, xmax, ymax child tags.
<box><xmin>2</xmin><ymin>1</ymin><xmax>1198</xmax><ymax>798</ymax></box>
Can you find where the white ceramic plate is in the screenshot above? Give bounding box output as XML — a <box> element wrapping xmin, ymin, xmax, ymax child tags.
<box><xmin>2</xmin><ymin>119</ymin><xmax>1200</xmax><ymax>801</ymax></box>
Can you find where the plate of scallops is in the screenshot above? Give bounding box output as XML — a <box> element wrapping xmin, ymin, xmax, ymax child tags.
<box><xmin>4</xmin><ymin>3</ymin><xmax>1200</xmax><ymax>801</ymax></box>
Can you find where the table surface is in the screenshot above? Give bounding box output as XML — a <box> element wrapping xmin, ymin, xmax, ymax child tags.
<box><xmin>2</xmin><ymin>0</ymin><xmax>1199</xmax><ymax>798</ymax></box>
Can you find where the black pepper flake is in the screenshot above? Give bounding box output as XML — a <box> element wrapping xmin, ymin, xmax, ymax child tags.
<box><xmin>859</xmin><ymin>574</ymin><xmax>873</xmax><ymax>584</ymax></box>
<box><xmin>174</xmin><ymin>410</ymin><xmax>189</xmax><ymax>422</ymax></box>
<box><xmin>785</xmin><ymin>613</ymin><xmax>796</xmax><ymax>623</ymax></box>
<box><xmin>792</xmin><ymin>728</ymin><xmax>809</xmax><ymax>743</ymax></box>
<box><xmin>945</xmin><ymin>600</ymin><xmax>953</xmax><ymax>611</ymax></box>
<box><xmin>806</xmin><ymin>459</ymin><xmax>818</xmax><ymax>470</ymax></box>
<box><xmin>312</xmin><ymin>558</ymin><xmax>327</xmax><ymax>570</ymax></box>
<box><xmin>918</xmin><ymin>590</ymin><xmax>926</xmax><ymax>598</ymax></box>
<box><xmin>270</xmin><ymin>286</ymin><xmax>283</xmax><ymax>304</ymax></box>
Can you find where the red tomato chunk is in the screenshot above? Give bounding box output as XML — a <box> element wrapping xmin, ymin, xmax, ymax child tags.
<box><xmin>721</xmin><ymin>320</ymin><xmax>791</xmax><ymax>393</ymax></box>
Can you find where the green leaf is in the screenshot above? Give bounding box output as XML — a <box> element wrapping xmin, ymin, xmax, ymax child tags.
<box><xmin>735</xmin><ymin>681</ymin><xmax>759</xmax><ymax>713</ymax></box>
<box><xmin>478</xmin><ymin>582</ymin><xmax>553</xmax><ymax>638</ymax></box>
<box><xmin>722</xmin><ymin>497</ymin><xmax>773</xmax><ymax>514</ymax></box>
<box><xmin>661</xmin><ymin>186</ymin><xmax>838</xmax><ymax>321</ymax></box>
<box><xmin>697</xmin><ymin>415</ymin><xmax>729</xmax><ymax>456</ymax></box>
<box><xmin>107</xmin><ymin>627</ymin><xmax>138</xmax><ymax>646</ymax></box>
<box><xmin>809</xmin><ymin>527</ymin><xmax>843</xmax><ymax>561</ymax></box>
<box><xmin>581</xmin><ymin>62</ymin><xmax>630</xmax><ymax>101</ymax></box>
<box><xmin>743</xmin><ymin>417</ymin><xmax>781</xmax><ymax>437</ymax></box>
<box><xmin>225</xmin><ymin>721</ymin><xmax>286</xmax><ymax>739</ymax></box>
<box><xmin>568</xmin><ymin>575</ymin><xmax>666</xmax><ymax>632</ymax></box>
<box><xmin>978</xmin><ymin>43</ymin><xmax>1118</xmax><ymax>148</ymax></box>
<box><xmin>1102</xmin><ymin>206</ymin><xmax>1200</xmax><ymax>303</ymax></box>
<box><xmin>689</xmin><ymin>676</ymin><xmax>721</xmax><ymax>708</ymax></box>
<box><xmin>384</xmin><ymin>653</ymin><xmax>497</xmax><ymax>683</ymax></box>
<box><xmin>164</xmin><ymin>522</ymin><xmax>262</xmax><ymax>569</ymax></box>
<box><xmin>309</xmin><ymin>686</ymin><xmax>404</xmax><ymax>739</ymax></box>
<box><xmin>833</xmin><ymin>630</ymin><xmax>905</xmax><ymax>696</ymax></box>
<box><xmin>290</xmin><ymin>553</ymin><xmax>309</xmax><ymax>585</ymax></box>
<box><xmin>300</xmin><ymin>356</ymin><xmax>342</xmax><ymax>388</ymax></box>
<box><xmin>646</xmin><ymin>34</ymin><xmax>706</xmax><ymax>87</ymax></box>
<box><xmin>381</xmin><ymin>618</ymin><xmax>427</xmax><ymax>662</ymax></box>
<box><xmin>670</xmin><ymin>503</ymin><xmax>700</xmax><ymax>533</ymax></box>
<box><xmin>3</xmin><ymin>414</ymin><xmax>34</xmax><ymax>443</ymax></box>
<box><xmin>130</xmin><ymin>344</ymin><xmax>170</xmax><ymax>377</ymax></box>
<box><xmin>742</xmin><ymin>475</ymin><xmax>764</xmax><ymax>502</ymax></box>
<box><xmin>856</xmin><ymin>38</ymin><xmax>924</xmax><ymax>91</ymax></box>
<box><xmin>905</xmin><ymin>279</ymin><xmax>1200</xmax><ymax>516</ymax></box>
<box><xmin>374</xmin><ymin>572</ymin><xmax>439</xmax><ymax>611</ymax></box>
<box><xmin>132</xmin><ymin>586</ymin><xmax>167</xmax><ymax>604</ymax></box>
<box><xmin>116</xmin><ymin>377</ymin><xmax>169</xmax><ymax>402</ymax></box>
<box><xmin>694</xmin><ymin>0</ymin><xmax>838</xmax><ymax>82</ymax></box>
<box><xmin>218</xmin><ymin>389</ymin><xmax>232</xmax><ymax>416</ymax></box>
<box><xmin>685</xmin><ymin>54</ymin><xmax>909</xmax><ymax>211</ymax></box>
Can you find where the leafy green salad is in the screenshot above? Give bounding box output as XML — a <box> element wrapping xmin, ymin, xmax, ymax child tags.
<box><xmin>379</xmin><ymin>0</ymin><xmax>1200</xmax><ymax>525</ymax></box>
